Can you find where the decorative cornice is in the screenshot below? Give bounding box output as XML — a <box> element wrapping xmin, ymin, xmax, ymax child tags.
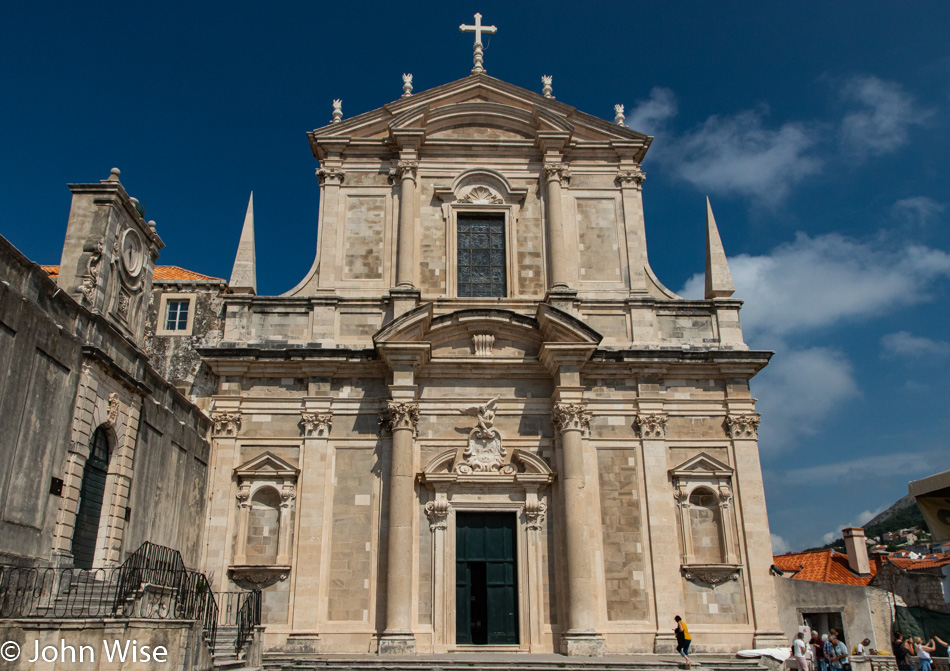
<box><xmin>725</xmin><ymin>413</ymin><xmax>760</xmax><ymax>439</ymax></box>
<box><xmin>382</xmin><ymin>401</ymin><xmax>420</xmax><ymax>434</ymax></box>
<box><xmin>316</xmin><ymin>167</ymin><xmax>345</xmax><ymax>186</ymax></box>
<box><xmin>552</xmin><ymin>403</ymin><xmax>591</xmax><ymax>435</ymax></box>
<box><xmin>635</xmin><ymin>413</ymin><xmax>668</xmax><ymax>439</ymax></box>
<box><xmin>300</xmin><ymin>411</ymin><xmax>332</xmax><ymax>438</ymax></box>
<box><xmin>211</xmin><ymin>411</ymin><xmax>242</xmax><ymax>437</ymax></box>
<box><xmin>424</xmin><ymin>498</ymin><xmax>449</xmax><ymax>532</ymax></box>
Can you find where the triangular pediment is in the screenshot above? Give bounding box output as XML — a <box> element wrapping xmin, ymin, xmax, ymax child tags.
<box><xmin>670</xmin><ymin>452</ymin><xmax>734</xmax><ymax>478</ymax></box>
<box><xmin>234</xmin><ymin>451</ymin><xmax>299</xmax><ymax>478</ymax></box>
<box><xmin>309</xmin><ymin>74</ymin><xmax>650</xmax><ymax>159</ymax></box>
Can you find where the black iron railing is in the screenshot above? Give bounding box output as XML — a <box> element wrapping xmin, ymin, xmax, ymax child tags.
<box><xmin>0</xmin><ymin>543</ymin><xmax>218</xmax><ymax>650</ymax></box>
<box><xmin>214</xmin><ymin>590</ymin><xmax>262</xmax><ymax>654</ymax></box>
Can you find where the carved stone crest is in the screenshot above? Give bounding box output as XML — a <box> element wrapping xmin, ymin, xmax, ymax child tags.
<box><xmin>211</xmin><ymin>411</ymin><xmax>242</xmax><ymax>437</ymax></box>
<box><xmin>456</xmin><ymin>398</ymin><xmax>514</xmax><ymax>474</ymax></box>
<box><xmin>80</xmin><ymin>240</ymin><xmax>104</xmax><ymax>304</ymax></box>
<box><xmin>635</xmin><ymin>413</ymin><xmax>668</xmax><ymax>439</ymax></box>
<box><xmin>725</xmin><ymin>413</ymin><xmax>760</xmax><ymax>439</ymax></box>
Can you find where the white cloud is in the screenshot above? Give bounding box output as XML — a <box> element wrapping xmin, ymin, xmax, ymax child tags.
<box><xmin>892</xmin><ymin>197</ymin><xmax>945</xmax><ymax>228</ymax></box>
<box><xmin>662</xmin><ymin>109</ymin><xmax>821</xmax><ymax>204</ymax></box>
<box><xmin>625</xmin><ymin>87</ymin><xmax>678</xmax><ymax>135</ymax></box>
<box><xmin>771</xmin><ymin>534</ymin><xmax>791</xmax><ymax>555</ymax></box>
<box><xmin>817</xmin><ymin>505</ymin><xmax>891</xmax><ymax>548</ymax></box>
<box><xmin>839</xmin><ymin>76</ymin><xmax>931</xmax><ymax>159</ymax></box>
<box><xmin>781</xmin><ymin>452</ymin><xmax>939</xmax><ymax>486</ymax></box>
<box><xmin>881</xmin><ymin>331</ymin><xmax>950</xmax><ymax>357</ymax></box>
<box><xmin>681</xmin><ymin>232</ymin><xmax>950</xmax><ymax>343</ymax></box>
<box><xmin>754</xmin><ymin>346</ymin><xmax>859</xmax><ymax>453</ymax></box>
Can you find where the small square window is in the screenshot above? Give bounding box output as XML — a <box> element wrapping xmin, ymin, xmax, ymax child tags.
<box><xmin>165</xmin><ymin>300</ymin><xmax>190</xmax><ymax>331</ymax></box>
<box><xmin>155</xmin><ymin>294</ymin><xmax>196</xmax><ymax>336</ymax></box>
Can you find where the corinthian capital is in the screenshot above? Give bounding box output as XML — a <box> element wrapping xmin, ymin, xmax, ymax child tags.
<box><xmin>616</xmin><ymin>167</ymin><xmax>646</xmax><ymax>189</ymax></box>
<box><xmin>382</xmin><ymin>401</ymin><xmax>420</xmax><ymax>434</ymax></box>
<box><xmin>635</xmin><ymin>413</ymin><xmax>667</xmax><ymax>439</ymax></box>
<box><xmin>316</xmin><ymin>167</ymin><xmax>345</xmax><ymax>185</ymax></box>
<box><xmin>542</xmin><ymin>161</ymin><xmax>570</xmax><ymax>185</ymax></box>
<box><xmin>390</xmin><ymin>160</ymin><xmax>418</xmax><ymax>182</ymax></box>
<box><xmin>301</xmin><ymin>411</ymin><xmax>333</xmax><ymax>438</ymax></box>
<box><xmin>725</xmin><ymin>413</ymin><xmax>760</xmax><ymax>439</ymax></box>
<box><xmin>552</xmin><ymin>403</ymin><xmax>591</xmax><ymax>434</ymax></box>
<box><xmin>211</xmin><ymin>411</ymin><xmax>242</xmax><ymax>437</ymax></box>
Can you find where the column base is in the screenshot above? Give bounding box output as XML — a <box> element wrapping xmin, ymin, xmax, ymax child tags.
<box><xmin>378</xmin><ymin>633</ymin><xmax>416</xmax><ymax>655</ymax></box>
<box><xmin>654</xmin><ymin>632</ymin><xmax>678</xmax><ymax>654</ymax></box>
<box><xmin>754</xmin><ymin>632</ymin><xmax>791</xmax><ymax>648</ymax></box>
<box><xmin>560</xmin><ymin>631</ymin><xmax>607</xmax><ymax>656</ymax></box>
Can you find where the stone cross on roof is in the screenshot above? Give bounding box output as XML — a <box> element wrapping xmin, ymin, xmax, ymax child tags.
<box><xmin>460</xmin><ymin>12</ymin><xmax>497</xmax><ymax>75</ymax></box>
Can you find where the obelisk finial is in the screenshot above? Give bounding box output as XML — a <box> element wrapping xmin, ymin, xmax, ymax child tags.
<box><xmin>460</xmin><ymin>13</ymin><xmax>497</xmax><ymax>75</ymax></box>
<box><xmin>704</xmin><ymin>197</ymin><xmax>735</xmax><ymax>299</ymax></box>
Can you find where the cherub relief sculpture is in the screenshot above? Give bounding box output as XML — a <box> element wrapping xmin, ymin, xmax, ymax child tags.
<box><xmin>458</xmin><ymin>397</ymin><xmax>498</xmax><ymax>437</ymax></box>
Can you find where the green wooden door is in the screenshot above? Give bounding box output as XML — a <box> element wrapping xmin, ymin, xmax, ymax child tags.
<box><xmin>456</xmin><ymin>512</ymin><xmax>518</xmax><ymax>645</ymax></box>
<box><xmin>71</xmin><ymin>428</ymin><xmax>110</xmax><ymax>569</ymax></box>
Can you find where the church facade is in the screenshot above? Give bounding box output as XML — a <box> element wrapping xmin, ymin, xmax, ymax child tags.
<box><xmin>190</xmin><ymin>68</ymin><xmax>786</xmax><ymax>656</ymax></box>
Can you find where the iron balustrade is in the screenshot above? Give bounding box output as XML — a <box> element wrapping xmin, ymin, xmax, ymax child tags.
<box><xmin>213</xmin><ymin>590</ymin><xmax>262</xmax><ymax>654</ymax></box>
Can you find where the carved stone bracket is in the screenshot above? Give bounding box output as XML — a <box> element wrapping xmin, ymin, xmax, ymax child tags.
<box><xmin>280</xmin><ymin>484</ymin><xmax>297</xmax><ymax>509</ymax></box>
<box><xmin>616</xmin><ymin>168</ymin><xmax>646</xmax><ymax>189</ymax></box>
<box><xmin>472</xmin><ymin>333</ymin><xmax>495</xmax><ymax>356</ymax></box>
<box><xmin>681</xmin><ymin>564</ymin><xmax>742</xmax><ymax>586</ymax></box>
<box><xmin>236</xmin><ymin>484</ymin><xmax>251</xmax><ymax>508</ymax></box>
<box><xmin>211</xmin><ymin>411</ymin><xmax>242</xmax><ymax>437</ymax></box>
<box><xmin>424</xmin><ymin>498</ymin><xmax>449</xmax><ymax>531</ymax></box>
<box><xmin>382</xmin><ymin>401</ymin><xmax>420</xmax><ymax>435</ymax></box>
<box><xmin>300</xmin><ymin>412</ymin><xmax>332</xmax><ymax>438</ymax></box>
<box><xmin>80</xmin><ymin>240</ymin><xmax>104</xmax><ymax>304</ymax></box>
<box><xmin>725</xmin><ymin>413</ymin><xmax>760</xmax><ymax>439</ymax></box>
<box><xmin>635</xmin><ymin>413</ymin><xmax>668</xmax><ymax>439</ymax></box>
<box><xmin>316</xmin><ymin>167</ymin><xmax>345</xmax><ymax>186</ymax></box>
<box><xmin>542</xmin><ymin>162</ymin><xmax>571</xmax><ymax>186</ymax></box>
<box><xmin>525</xmin><ymin>500</ymin><xmax>548</xmax><ymax>531</ymax></box>
<box><xmin>552</xmin><ymin>403</ymin><xmax>591</xmax><ymax>435</ymax></box>
<box><xmin>229</xmin><ymin>565</ymin><xmax>291</xmax><ymax>587</ymax></box>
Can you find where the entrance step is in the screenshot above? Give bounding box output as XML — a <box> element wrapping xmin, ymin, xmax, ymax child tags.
<box><xmin>261</xmin><ymin>654</ymin><xmax>770</xmax><ymax>671</ymax></box>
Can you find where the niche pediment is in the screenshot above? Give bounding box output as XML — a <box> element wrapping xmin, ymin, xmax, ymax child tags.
<box><xmin>234</xmin><ymin>452</ymin><xmax>299</xmax><ymax>479</ymax></box>
<box><xmin>669</xmin><ymin>452</ymin><xmax>733</xmax><ymax>479</ymax></box>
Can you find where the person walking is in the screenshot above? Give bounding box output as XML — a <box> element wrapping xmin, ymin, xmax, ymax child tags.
<box><xmin>675</xmin><ymin>615</ymin><xmax>692</xmax><ymax>669</ymax></box>
<box><xmin>793</xmin><ymin>632</ymin><xmax>811</xmax><ymax>671</ymax></box>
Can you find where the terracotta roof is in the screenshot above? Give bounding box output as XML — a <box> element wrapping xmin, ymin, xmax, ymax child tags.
<box><xmin>772</xmin><ymin>550</ymin><xmax>877</xmax><ymax>586</ymax></box>
<box><xmin>887</xmin><ymin>556</ymin><xmax>950</xmax><ymax>571</ymax></box>
<box><xmin>40</xmin><ymin>265</ymin><xmax>223</xmax><ymax>282</ymax></box>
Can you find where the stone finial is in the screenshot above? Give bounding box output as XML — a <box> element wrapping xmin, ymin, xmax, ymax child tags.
<box><xmin>229</xmin><ymin>192</ymin><xmax>257</xmax><ymax>295</ymax></box>
<box><xmin>614</xmin><ymin>104</ymin><xmax>625</xmax><ymax>125</ymax></box>
<box><xmin>541</xmin><ymin>75</ymin><xmax>553</xmax><ymax>99</ymax></box>
<box><xmin>108</xmin><ymin>167</ymin><xmax>121</xmax><ymax>182</ymax></box>
<box><xmin>147</xmin><ymin>219</ymin><xmax>157</xmax><ymax>229</ymax></box>
<box><xmin>704</xmin><ymin>197</ymin><xmax>735</xmax><ymax>299</ymax></box>
<box><xmin>331</xmin><ymin>99</ymin><xmax>342</xmax><ymax>123</ymax></box>
<box><xmin>402</xmin><ymin>73</ymin><xmax>413</xmax><ymax>98</ymax></box>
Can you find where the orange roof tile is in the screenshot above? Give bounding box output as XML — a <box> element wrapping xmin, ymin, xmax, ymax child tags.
<box><xmin>887</xmin><ymin>557</ymin><xmax>950</xmax><ymax>571</ymax></box>
<box><xmin>772</xmin><ymin>549</ymin><xmax>877</xmax><ymax>586</ymax></box>
<box><xmin>40</xmin><ymin>265</ymin><xmax>223</xmax><ymax>282</ymax></box>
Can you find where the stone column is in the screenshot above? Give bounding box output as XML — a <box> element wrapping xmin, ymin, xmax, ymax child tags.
<box><xmin>315</xmin><ymin>167</ymin><xmax>345</xmax><ymax>289</ymax></box>
<box><xmin>543</xmin><ymin>162</ymin><xmax>571</xmax><ymax>289</ymax></box>
<box><xmin>637</xmin><ymin>407</ymin><xmax>684</xmax><ymax>653</ymax></box>
<box><xmin>552</xmin><ymin>402</ymin><xmax>606</xmax><ymax>656</ymax></box>
<box><xmin>617</xmin><ymin>166</ymin><xmax>648</xmax><ymax>293</ymax></box>
<box><xmin>424</xmin><ymin>494</ymin><xmax>449</xmax><ymax>651</ymax></box>
<box><xmin>277</xmin><ymin>483</ymin><xmax>296</xmax><ymax>565</ymax></box>
<box><xmin>379</xmin><ymin>400</ymin><xmax>420</xmax><ymax>654</ymax></box>
<box><xmin>726</xmin><ymin>411</ymin><xmax>786</xmax><ymax>648</ymax></box>
<box><xmin>525</xmin><ymin>490</ymin><xmax>549</xmax><ymax>649</ymax></box>
<box><xmin>233</xmin><ymin>484</ymin><xmax>251</xmax><ymax>565</ymax></box>
<box><xmin>394</xmin><ymin>160</ymin><xmax>418</xmax><ymax>288</ymax></box>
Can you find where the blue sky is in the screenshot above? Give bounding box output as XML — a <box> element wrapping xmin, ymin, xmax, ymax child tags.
<box><xmin>3</xmin><ymin>2</ymin><xmax>949</xmax><ymax>552</ymax></box>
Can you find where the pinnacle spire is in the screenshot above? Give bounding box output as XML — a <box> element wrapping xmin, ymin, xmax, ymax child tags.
<box><xmin>229</xmin><ymin>192</ymin><xmax>257</xmax><ymax>295</ymax></box>
<box><xmin>704</xmin><ymin>197</ymin><xmax>735</xmax><ymax>299</ymax></box>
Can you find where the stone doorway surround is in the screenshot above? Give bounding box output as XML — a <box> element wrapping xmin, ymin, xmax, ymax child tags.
<box><xmin>420</xmin><ymin>447</ymin><xmax>554</xmax><ymax>653</ymax></box>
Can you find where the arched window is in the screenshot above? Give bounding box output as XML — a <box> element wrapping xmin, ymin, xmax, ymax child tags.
<box><xmin>71</xmin><ymin>427</ymin><xmax>111</xmax><ymax>569</ymax></box>
<box><xmin>245</xmin><ymin>487</ymin><xmax>281</xmax><ymax>565</ymax></box>
<box><xmin>688</xmin><ymin>487</ymin><xmax>725</xmax><ymax>564</ymax></box>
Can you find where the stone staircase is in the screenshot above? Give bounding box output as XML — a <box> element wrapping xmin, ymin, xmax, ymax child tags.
<box><xmin>262</xmin><ymin>653</ymin><xmax>772</xmax><ymax>671</ymax></box>
<box><xmin>213</xmin><ymin>625</ymin><xmax>260</xmax><ymax>671</ymax></box>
